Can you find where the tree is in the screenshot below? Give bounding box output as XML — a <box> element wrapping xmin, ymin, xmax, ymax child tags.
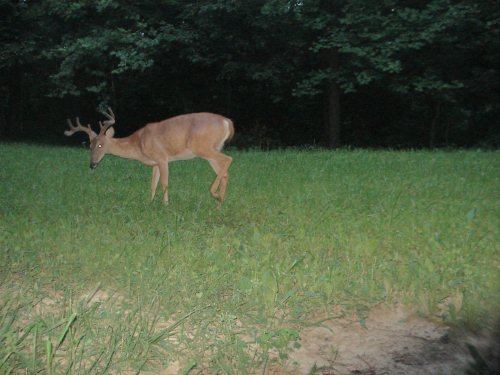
<box><xmin>0</xmin><ymin>0</ymin><xmax>41</xmax><ymax>136</ymax></box>
<box><xmin>0</xmin><ymin>0</ymin><xmax>498</xmax><ymax>147</ymax></box>
<box><xmin>291</xmin><ymin>0</ymin><xmax>489</xmax><ymax>147</ymax></box>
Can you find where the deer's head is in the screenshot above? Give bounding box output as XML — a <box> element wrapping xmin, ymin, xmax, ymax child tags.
<box><xmin>89</xmin><ymin>123</ymin><xmax>115</xmax><ymax>169</ymax></box>
<box><xmin>65</xmin><ymin>107</ymin><xmax>116</xmax><ymax>169</ymax></box>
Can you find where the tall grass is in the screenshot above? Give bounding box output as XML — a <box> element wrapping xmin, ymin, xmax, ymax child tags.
<box><xmin>1</xmin><ymin>143</ymin><xmax>498</xmax><ymax>373</ymax></box>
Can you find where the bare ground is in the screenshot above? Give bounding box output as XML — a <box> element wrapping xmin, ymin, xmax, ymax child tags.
<box><xmin>4</xmin><ymin>283</ymin><xmax>498</xmax><ymax>374</ymax></box>
<box><xmin>282</xmin><ymin>304</ymin><xmax>499</xmax><ymax>375</ymax></box>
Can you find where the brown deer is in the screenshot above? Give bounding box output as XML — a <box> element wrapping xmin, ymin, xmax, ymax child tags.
<box><xmin>65</xmin><ymin>108</ymin><xmax>234</xmax><ymax>205</ymax></box>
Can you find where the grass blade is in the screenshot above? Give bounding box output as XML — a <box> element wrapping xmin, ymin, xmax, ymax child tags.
<box><xmin>56</xmin><ymin>313</ymin><xmax>78</xmax><ymax>350</ymax></box>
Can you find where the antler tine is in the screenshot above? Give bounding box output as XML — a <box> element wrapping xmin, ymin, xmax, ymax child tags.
<box><xmin>98</xmin><ymin>120</ymin><xmax>114</xmax><ymax>136</ymax></box>
<box><xmin>65</xmin><ymin>118</ymin><xmax>75</xmax><ymax>131</ymax></box>
<box><xmin>100</xmin><ymin>106</ymin><xmax>116</xmax><ymax>126</ymax></box>
<box><xmin>107</xmin><ymin>106</ymin><xmax>115</xmax><ymax>120</ymax></box>
<box><xmin>64</xmin><ymin>117</ymin><xmax>95</xmax><ymax>139</ymax></box>
<box><xmin>75</xmin><ymin>117</ymin><xmax>87</xmax><ymax>130</ymax></box>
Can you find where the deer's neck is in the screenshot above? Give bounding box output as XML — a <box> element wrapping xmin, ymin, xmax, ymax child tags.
<box><xmin>109</xmin><ymin>134</ymin><xmax>143</xmax><ymax>162</ymax></box>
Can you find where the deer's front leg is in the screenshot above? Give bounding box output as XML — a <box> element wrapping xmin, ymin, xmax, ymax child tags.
<box><xmin>151</xmin><ymin>165</ymin><xmax>160</xmax><ymax>202</ymax></box>
<box><xmin>158</xmin><ymin>162</ymin><xmax>169</xmax><ymax>205</ymax></box>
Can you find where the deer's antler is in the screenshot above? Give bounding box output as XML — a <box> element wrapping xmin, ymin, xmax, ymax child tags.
<box><xmin>64</xmin><ymin>117</ymin><xmax>97</xmax><ymax>140</ymax></box>
<box><xmin>98</xmin><ymin>107</ymin><xmax>116</xmax><ymax>135</ymax></box>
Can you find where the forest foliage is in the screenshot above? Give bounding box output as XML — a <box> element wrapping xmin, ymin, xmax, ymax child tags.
<box><xmin>1</xmin><ymin>0</ymin><xmax>499</xmax><ymax>148</ymax></box>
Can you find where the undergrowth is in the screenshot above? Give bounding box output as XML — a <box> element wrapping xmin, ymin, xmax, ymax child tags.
<box><xmin>1</xmin><ymin>144</ymin><xmax>498</xmax><ymax>373</ymax></box>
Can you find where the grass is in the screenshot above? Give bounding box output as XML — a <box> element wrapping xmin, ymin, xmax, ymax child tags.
<box><xmin>0</xmin><ymin>143</ymin><xmax>499</xmax><ymax>373</ymax></box>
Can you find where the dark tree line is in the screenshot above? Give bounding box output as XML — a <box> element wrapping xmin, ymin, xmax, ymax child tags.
<box><xmin>1</xmin><ymin>0</ymin><xmax>499</xmax><ymax>148</ymax></box>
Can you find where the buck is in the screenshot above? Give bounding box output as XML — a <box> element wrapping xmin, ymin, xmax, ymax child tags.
<box><xmin>64</xmin><ymin>108</ymin><xmax>234</xmax><ymax>205</ymax></box>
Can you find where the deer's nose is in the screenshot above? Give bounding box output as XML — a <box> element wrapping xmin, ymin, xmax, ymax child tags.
<box><xmin>90</xmin><ymin>162</ymin><xmax>98</xmax><ymax>169</ymax></box>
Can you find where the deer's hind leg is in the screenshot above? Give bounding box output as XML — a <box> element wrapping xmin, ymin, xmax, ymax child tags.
<box><xmin>207</xmin><ymin>152</ymin><xmax>232</xmax><ymax>203</ymax></box>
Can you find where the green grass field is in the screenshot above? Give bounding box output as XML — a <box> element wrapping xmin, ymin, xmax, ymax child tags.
<box><xmin>1</xmin><ymin>143</ymin><xmax>499</xmax><ymax>373</ymax></box>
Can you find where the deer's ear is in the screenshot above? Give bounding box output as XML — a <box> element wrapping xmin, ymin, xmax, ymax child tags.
<box><xmin>105</xmin><ymin>127</ymin><xmax>115</xmax><ymax>138</ymax></box>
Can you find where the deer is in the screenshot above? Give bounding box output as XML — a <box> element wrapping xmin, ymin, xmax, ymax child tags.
<box><xmin>64</xmin><ymin>108</ymin><xmax>234</xmax><ymax>205</ymax></box>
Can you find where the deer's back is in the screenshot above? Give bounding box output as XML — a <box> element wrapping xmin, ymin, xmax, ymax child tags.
<box><xmin>139</xmin><ymin>112</ymin><xmax>231</xmax><ymax>161</ymax></box>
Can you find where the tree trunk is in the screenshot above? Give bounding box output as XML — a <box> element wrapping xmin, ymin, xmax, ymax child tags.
<box><xmin>7</xmin><ymin>62</ymin><xmax>24</xmax><ymax>136</ymax></box>
<box><xmin>225</xmin><ymin>79</ymin><xmax>232</xmax><ymax>114</ymax></box>
<box><xmin>109</xmin><ymin>71</ymin><xmax>118</xmax><ymax>109</ymax></box>
<box><xmin>429</xmin><ymin>99</ymin><xmax>441</xmax><ymax>148</ymax></box>
<box><xmin>0</xmin><ymin>100</ymin><xmax>6</xmax><ymax>138</ymax></box>
<box><xmin>323</xmin><ymin>50</ymin><xmax>341</xmax><ymax>148</ymax></box>
<box><xmin>324</xmin><ymin>81</ymin><xmax>341</xmax><ymax>148</ymax></box>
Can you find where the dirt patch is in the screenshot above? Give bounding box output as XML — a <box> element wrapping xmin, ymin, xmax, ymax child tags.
<box><xmin>2</xmin><ymin>282</ymin><xmax>497</xmax><ymax>374</ymax></box>
<box><xmin>284</xmin><ymin>304</ymin><xmax>499</xmax><ymax>374</ymax></box>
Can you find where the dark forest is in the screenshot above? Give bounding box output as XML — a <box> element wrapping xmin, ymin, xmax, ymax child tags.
<box><xmin>1</xmin><ymin>0</ymin><xmax>499</xmax><ymax>148</ymax></box>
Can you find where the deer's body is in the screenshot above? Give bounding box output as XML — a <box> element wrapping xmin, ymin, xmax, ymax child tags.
<box><xmin>104</xmin><ymin>113</ymin><xmax>233</xmax><ymax>164</ymax></box>
<box><xmin>65</xmin><ymin>109</ymin><xmax>234</xmax><ymax>205</ymax></box>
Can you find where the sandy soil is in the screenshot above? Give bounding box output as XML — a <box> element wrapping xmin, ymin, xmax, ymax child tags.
<box><xmin>283</xmin><ymin>304</ymin><xmax>499</xmax><ymax>375</ymax></box>
<box><xmin>5</xmin><ymin>283</ymin><xmax>498</xmax><ymax>374</ymax></box>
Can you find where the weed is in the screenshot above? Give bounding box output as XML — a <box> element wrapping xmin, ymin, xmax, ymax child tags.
<box><xmin>0</xmin><ymin>144</ymin><xmax>498</xmax><ymax>372</ymax></box>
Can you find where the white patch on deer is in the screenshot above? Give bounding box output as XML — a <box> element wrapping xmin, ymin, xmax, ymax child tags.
<box><xmin>217</xmin><ymin>119</ymin><xmax>231</xmax><ymax>151</ymax></box>
<box><xmin>169</xmin><ymin>149</ymin><xmax>196</xmax><ymax>162</ymax></box>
